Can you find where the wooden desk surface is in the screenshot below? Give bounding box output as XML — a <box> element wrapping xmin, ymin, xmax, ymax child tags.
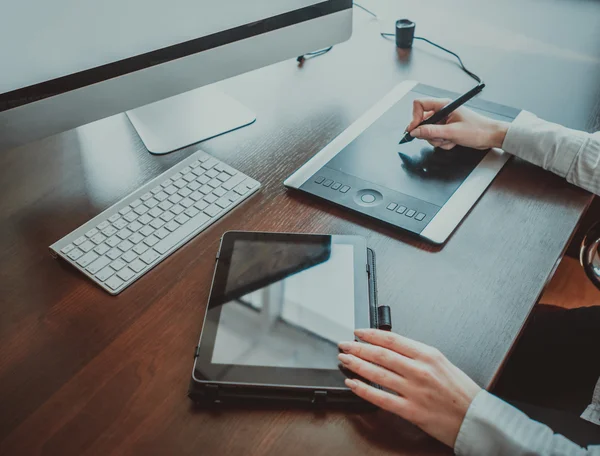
<box><xmin>1</xmin><ymin>1</ymin><xmax>599</xmax><ymax>454</ymax></box>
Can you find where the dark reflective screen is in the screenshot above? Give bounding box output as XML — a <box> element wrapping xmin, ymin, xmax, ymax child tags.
<box><xmin>210</xmin><ymin>239</ymin><xmax>355</xmax><ymax>369</ymax></box>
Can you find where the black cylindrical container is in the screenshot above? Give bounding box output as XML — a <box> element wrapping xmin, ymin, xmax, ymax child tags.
<box><xmin>395</xmin><ymin>19</ymin><xmax>416</xmax><ymax>49</ymax></box>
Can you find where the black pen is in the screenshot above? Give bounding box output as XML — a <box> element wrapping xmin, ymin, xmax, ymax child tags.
<box><xmin>399</xmin><ymin>82</ymin><xmax>485</xmax><ymax>144</ymax></box>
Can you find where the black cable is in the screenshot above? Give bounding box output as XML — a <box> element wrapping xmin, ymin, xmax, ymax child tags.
<box><xmin>354</xmin><ymin>2</ymin><xmax>378</xmax><ymax>19</ymax></box>
<box><xmin>381</xmin><ymin>32</ymin><xmax>482</xmax><ymax>84</ymax></box>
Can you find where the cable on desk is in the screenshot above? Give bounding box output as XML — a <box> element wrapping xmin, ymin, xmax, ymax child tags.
<box><xmin>380</xmin><ymin>33</ymin><xmax>482</xmax><ymax>84</ymax></box>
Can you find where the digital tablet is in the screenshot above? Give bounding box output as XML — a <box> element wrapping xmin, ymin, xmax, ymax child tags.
<box><xmin>284</xmin><ymin>81</ymin><xmax>522</xmax><ymax>245</ymax></box>
<box><xmin>189</xmin><ymin>231</ymin><xmax>378</xmax><ymax>405</ymax></box>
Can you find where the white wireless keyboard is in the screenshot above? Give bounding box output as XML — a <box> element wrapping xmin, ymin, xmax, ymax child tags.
<box><xmin>50</xmin><ymin>149</ymin><xmax>260</xmax><ymax>295</ymax></box>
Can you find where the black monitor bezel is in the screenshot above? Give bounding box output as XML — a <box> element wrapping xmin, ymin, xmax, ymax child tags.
<box><xmin>0</xmin><ymin>0</ymin><xmax>352</xmax><ymax>113</ymax></box>
<box><xmin>192</xmin><ymin>231</ymin><xmax>370</xmax><ymax>390</ymax></box>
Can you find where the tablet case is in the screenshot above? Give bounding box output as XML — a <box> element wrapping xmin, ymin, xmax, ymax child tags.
<box><xmin>188</xmin><ymin>248</ymin><xmax>379</xmax><ymax>407</ymax></box>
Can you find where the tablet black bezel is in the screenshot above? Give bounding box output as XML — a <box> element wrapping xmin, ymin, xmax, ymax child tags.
<box><xmin>192</xmin><ymin>231</ymin><xmax>370</xmax><ymax>389</ymax></box>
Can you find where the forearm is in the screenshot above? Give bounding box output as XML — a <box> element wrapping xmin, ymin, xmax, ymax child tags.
<box><xmin>455</xmin><ymin>391</ymin><xmax>600</xmax><ymax>456</ymax></box>
<box><xmin>500</xmin><ymin>112</ymin><xmax>600</xmax><ymax>197</ymax></box>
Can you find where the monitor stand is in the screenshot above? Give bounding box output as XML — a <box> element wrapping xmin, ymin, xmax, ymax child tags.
<box><xmin>126</xmin><ymin>86</ymin><xmax>256</xmax><ymax>155</ymax></box>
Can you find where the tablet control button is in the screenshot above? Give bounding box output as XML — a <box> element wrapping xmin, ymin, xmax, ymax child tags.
<box><xmin>415</xmin><ymin>212</ymin><xmax>426</xmax><ymax>221</ymax></box>
<box><xmin>386</xmin><ymin>203</ymin><xmax>398</xmax><ymax>211</ymax></box>
<box><xmin>331</xmin><ymin>182</ymin><xmax>342</xmax><ymax>190</ymax></box>
<box><xmin>361</xmin><ymin>194</ymin><xmax>376</xmax><ymax>203</ymax></box>
<box><xmin>340</xmin><ymin>185</ymin><xmax>350</xmax><ymax>193</ymax></box>
<box><xmin>396</xmin><ymin>205</ymin><xmax>407</xmax><ymax>214</ymax></box>
<box><xmin>314</xmin><ymin>176</ymin><xmax>325</xmax><ymax>184</ymax></box>
<box><xmin>355</xmin><ymin>189</ymin><xmax>383</xmax><ymax>207</ymax></box>
<box><xmin>405</xmin><ymin>209</ymin><xmax>416</xmax><ymax>218</ymax></box>
<box><xmin>322</xmin><ymin>179</ymin><xmax>333</xmax><ymax>187</ymax></box>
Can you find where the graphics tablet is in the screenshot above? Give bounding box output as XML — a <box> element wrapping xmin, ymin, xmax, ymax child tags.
<box><xmin>189</xmin><ymin>231</ymin><xmax>378</xmax><ymax>406</ymax></box>
<box><xmin>284</xmin><ymin>81</ymin><xmax>522</xmax><ymax>244</ymax></box>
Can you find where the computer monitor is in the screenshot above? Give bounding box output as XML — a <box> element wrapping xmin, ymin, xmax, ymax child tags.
<box><xmin>0</xmin><ymin>0</ymin><xmax>352</xmax><ymax>154</ymax></box>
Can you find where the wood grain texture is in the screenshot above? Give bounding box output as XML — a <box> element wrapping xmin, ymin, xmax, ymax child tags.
<box><xmin>1</xmin><ymin>1</ymin><xmax>600</xmax><ymax>454</ymax></box>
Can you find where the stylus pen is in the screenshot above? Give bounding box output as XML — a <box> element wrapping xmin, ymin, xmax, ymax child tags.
<box><xmin>399</xmin><ymin>82</ymin><xmax>485</xmax><ymax>145</ymax></box>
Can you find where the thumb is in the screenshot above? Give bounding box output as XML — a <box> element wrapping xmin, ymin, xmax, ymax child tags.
<box><xmin>410</xmin><ymin>124</ymin><xmax>457</xmax><ymax>141</ymax></box>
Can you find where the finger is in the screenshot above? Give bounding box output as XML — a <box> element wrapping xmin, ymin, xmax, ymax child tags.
<box><xmin>338</xmin><ymin>340</ymin><xmax>418</xmax><ymax>377</ymax></box>
<box><xmin>428</xmin><ymin>139</ymin><xmax>445</xmax><ymax>147</ymax></box>
<box><xmin>339</xmin><ymin>353</ymin><xmax>408</xmax><ymax>394</ymax></box>
<box><xmin>411</xmin><ymin>123</ymin><xmax>458</xmax><ymax>142</ymax></box>
<box><xmin>354</xmin><ymin>329</ymin><xmax>429</xmax><ymax>359</ymax></box>
<box><xmin>438</xmin><ymin>142</ymin><xmax>457</xmax><ymax>150</ymax></box>
<box><xmin>345</xmin><ymin>378</ymin><xmax>411</xmax><ymax>417</ymax></box>
<box><xmin>406</xmin><ymin>99</ymin><xmax>451</xmax><ymax>132</ymax></box>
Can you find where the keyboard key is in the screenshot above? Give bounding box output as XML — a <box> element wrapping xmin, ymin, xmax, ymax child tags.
<box><xmin>110</xmin><ymin>259</ymin><xmax>126</xmax><ymax>271</ymax></box>
<box><xmin>188</xmin><ymin>181</ymin><xmax>201</xmax><ymax>191</ymax></box>
<box><xmin>165</xmin><ymin>221</ymin><xmax>180</xmax><ymax>232</ymax></box>
<box><xmin>96</xmin><ymin>266</ymin><xmax>115</xmax><ymax>281</ymax></box>
<box><xmin>222</xmin><ymin>174</ymin><xmax>245</xmax><ymax>191</ymax></box>
<box><xmin>85</xmin><ymin>228</ymin><xmax>99</xmax><ymax>238</ymax></box>
<box><xmin>154</xmin><ymin>227</ymin><xmax>170</xmax><ymax>239</ymax></box>
<box><xmin>128</xmin><ymin>221</ymin><xmax>143</xmax><ymax>232</ymax></box>
<box><xmin>117</xmin><ymin>267</ymin><xmax>135</xmax><ymax>282</ymax></box>
<box><xmin>102</xmin><ymin>226</ymin><xmax>118</xmax><ymax>237</ymax></box>
<box><xmin>214</xmin><ymin>162</ymin><xmax>227</xmax><ymax>172</ymax></box>
<box><xmin>174</xmin><ymin>179</ymin><xmax>187</xmax><ymax>189</ymax></box>
<box><xmin>144</xmin><ymin>198</ymin><xmax>159</xmax><ymax>208</ymax></box>
<box><xmin>157</xmin><ymin>200</ymin><xmax>172</xmax><ymax>211</ymax></box>
<box><xmin>340</xmin><ymin>185</ymin><xmax>351</xmax><ymax>193</ymax></box>
<box><xmin>208</xmin><ymin>178</ymin><xmax>221</xmax><ymax>188</ymax></box>
<box><xmin>217</xmin><ymin>172</ymin><xmax>230</xmax><ymax>182</ymax></box>
<box><xmin>106</xmin><ymin>248</ymin><xmax>121</xmax><ymax>260</ymax></box>
<box><xmin>140</xmin><ymin>249</ymin><xmax>160</xmax><ymax>264</ymax></box>
<box><xmin>189</xmin><ymin>191</ymin><xmax>203</xmax><ymax>201</ymax></box>
<box><xmin>97</xmin><ymin>221</ymin><xmax>110</xmax><ymax>231</ymax></box>
<box><xmin>151</xmin><ymin>185</ymin><xmax>162</xmax><ymax>194</ymax></box>
<box><xmin>89</xmin><ymin>233</ymin><xmax>106</xmax><ymax>245</ymax></box>
<box><xmin>199</xmin><ymin>184</ymin><xmax>212</xmax><ymax>194</ymax></box>
<box><xmin>396</xmin><ymin>206</ymin><xmax>407</xmax><ymax>214</ymax></box>
<box><xmin>79</xmin><ymin>240</ymin><xmax>95</xmax><ymax>253</ymax></box>
<box><xmin>154</xmin><ymin>213</ymin><xmax>211</xmax><ymax>255</ymax></box>
<box><xmin>161</xmin><ymin>179</ymin><xmax>173</xmax><ymax>188</ymax></box>
<box><xmin>180</xmin><ymin>198</ymin><xmax>194</xmax><ymax>208</ymax></box>
<box><xmin>171</xmin><ymin>172</ymin><xmax>183</xmax><ymax>180</ymax></box>
<box><xmin>170</xmin><ymin>204</ymin><xmax>185</xmax><ymax>215</ymax></box>
<box><xmin>175</xmin><ymin>214</ymin><xmax>190</xmax><ymax>225</ymax></box>
<box><xmin>138</xmin><ymin>214</ymin><xmax>153</xmax><ymax>225</ymax></box>
<box><xmin>61</xmin><ymin>244</ymin><xmax>75</xmax><ymax>254</ymax></box>
<box><xmin>117</xmin><ymin>228</ymin><xmax>132</xmax><ymax>240</ymax></box>
<box><xmin>130</xmin><ymin>199</ymin><xmax>142</xmax><ymax>208</ymax></box>
<box><xmin>133</xmin><ymin>243</ymin><xmax>149</xmax><ymax>255</ymax></box>
<box><xmin>178</xmin><ymin>187</ymin><xmax>192</xmax><ymax>197</ymax></box>
<box><xmin>184</xmin><ymin>207</ymin><xmax>200</xmax><ymax>218</ymax></box>
<box><xmin>140</xmin><ymin>192</ymin><xmax>152</xmax><ymax>201</ymax></box>
<box><xmin>74</xmin><ymin>236</ymin><xmax>86</xmax><ymax>246</ymax></box>
<box><xmin>190</xmin><ymin>160</ymin><xmax>201</xmax><ymax>168</ymax></box>
<box><xmin>129</xmin><ymin>259</ymin><xmax>146</xmax><ymax>273</ymax></box>
<box><xmin>160</xmin><ymin>211</ymin><xmax>175</xmax><ymax>222</ymax></box>
<box><xmin>87</xmin><ymin>256</ymin><xmax>110</xmax><ymax>274</ymax></box>
<box><xmin>105</xmin><ymin>276</ymin><xmax>124</xmax><ymax>291</ymax></box>
<box><xmin>155</xmin><ymin>191</ymin><xmax>169</xmax><ymax>201</ymax></box>
<box><xmin>192</xmin><ymin>167</ymin><xmax>205</xmax><ymax>177</ymax></box>
<box><xmin>331</xmin><ymin>182</ymin><xmax>342</xmax><ymax>190</ymax></box>
<box><xmin>168</xmin><ymin>194</ymin><xmax>183</xmax><ymax>205</ymax></box>
<box><xmin>206</xmin><ymin>169</ymin><xmax>218</xmax><ymax>179</ymax></box>
<box><xmin>134</xmin><ymin>205</ymin><xmax>149</xmax><ymax>215</ymax></box>
<box><xmin>415</xmin><ymin>212</ymin><xmax>426</xmax><ymax>221</ymax></box>
<box><xmin>113</xmin><ymin>219</ymin><xmax>128</xmax><ymax>230</ymax></box>
<box><xmin>197</xmin><ymin>176</ymin><xmax>211</xmax><ymax>186</ymax></box>
<box><xmin>204</xmin><ymin>194</ymin><xmax>218</xmax><ymax>204</ymax></box>
<box><xmin>108</xmin><ymin>214</ymin><xmax>121</xmax><ymax>223</ymax></box>
<box><xmin>119</xmin><ymin>206</ymin><xmax>132</xmax><ymax>215</ymax></box>
<box><xmin>118</xmin><ymin>240</ymin><xmax>134</xmax><ymax>252</ymax></box>
<box><xmin>213</xmin><ymin>187</ymin><xmax>226</xmax><ymax>197</ymax></box>
<box><xmin>144</xmin><ymin>235</ymin><xmax>159</xmax><ymax>247</ymax></box>
<box><xmin>140</xmin><ymin>225</ymin><xmax>154</xmax><ymax>237</ymax></box>
<box><xmin>181</xmin><ymin>166</ymin><xmax>192</xmax><ymax>174</ymax></box>
<box><xmin>204</xmin><ymin>204</ymin><xmax>221</xmax><ymax>217</ymax></box>
<box><xmin>77</xmin><ymin>251</ymin><xmax>98</xmax><ymax>267</ymax></box>
<box><xmin>201</xmin><ymin>158</ymin><xmax>218</xmax><ymax>170</ymax></box>
<box><xmin>94</xmin><ymin>243</ymin><xmax>110</xmax><ymax>256</ymax></box>
<box><xmin>183</xmin><ymin>172</ymin><xmax>196</xmax><ymax>182</ymax></box>
<box><xmin>216</xmin><ymin>198</ymin><xmax>231</xmax><ymax>209</ymax></box>
<box><xmin>386</xmin><ymin>203</ymin><xmax>398</xmax><ymax>211</ymax></box>
<box><xmin>124</xmin><ymin>212</ymin><xmax>138</xmax><ymax>222</ymax></box>
<box><xmin>164</xmin><ymin>185</ymin><xmax>178</xmax><ymax>195</ymax></box>
<box><xmin>148</xmin><ymin>207</ymin><xmax>162</xmax><ymax>218</ymax></box>
<box><xmin>194</xmin><ymin>200</ymin><xmax>208</xmax><ymax>211</ymax></box>
<box><xmin>121</xmin><ymin>250</ymin><xmax>137</xmax><ymax>263</ymax></box>
<box><xmin>128</xmin><ymin>232</ymin><xmax>144</xmax><ymax>245</ymax></box>
<box><xmin>150</xmin><ymin>218</ymin><xmax>165</xmax><ymax>229</ymax></box>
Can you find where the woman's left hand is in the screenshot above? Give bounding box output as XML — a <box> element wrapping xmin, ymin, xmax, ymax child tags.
<box><xmin>338</xmin><ymin>329</ymin><xmax>482</xmax><ymax>448</ymax></box>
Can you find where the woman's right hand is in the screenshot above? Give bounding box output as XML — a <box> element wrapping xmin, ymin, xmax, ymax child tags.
<box><xmin>406</xmin><ymin>98</ymin><xmax>510</xmax><ymax>151</ymax></box>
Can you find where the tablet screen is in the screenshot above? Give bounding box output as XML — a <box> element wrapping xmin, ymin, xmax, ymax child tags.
<box><xmin>211</xmin><ymin>240</ymin><xmax>355</xmax><ymax>369</ymax></box>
